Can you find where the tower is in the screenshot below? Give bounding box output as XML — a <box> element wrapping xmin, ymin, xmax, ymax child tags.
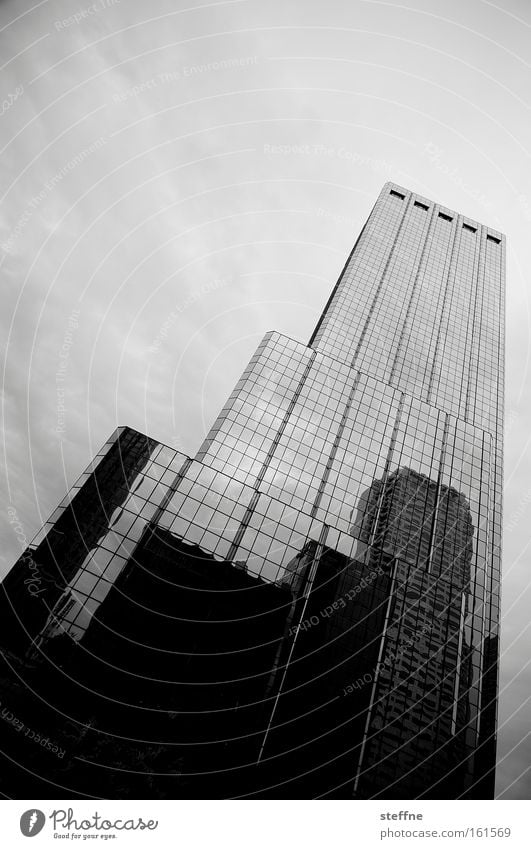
<box><xmin>0</xmin><ymin>183</ymin><xmax>504</xmax><ymax>799</ymax></box>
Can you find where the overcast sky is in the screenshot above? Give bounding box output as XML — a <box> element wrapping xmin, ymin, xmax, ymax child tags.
<box><xmin>1</xmin><ymin>0</ymin><xmax>530</xmax><ymax>799</ymax></box>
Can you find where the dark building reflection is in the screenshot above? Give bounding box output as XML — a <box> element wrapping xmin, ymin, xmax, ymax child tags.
<box><xmin>0</xmin><ymin>453</ymin><xmax>482</xmax><ymax>800</ymax></box>
<box><xmin>348</xmin><ymin>467</ymin><xmax>477</xmax><ymax>798</ymax></box>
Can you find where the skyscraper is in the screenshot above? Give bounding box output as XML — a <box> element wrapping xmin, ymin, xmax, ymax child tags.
<box><xmin>0</xmin><ymin>183</ymin><xmax>504</xmax><ymax>799</ymax></box>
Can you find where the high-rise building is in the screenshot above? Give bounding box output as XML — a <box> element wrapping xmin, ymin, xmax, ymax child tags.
<box><xmin>0</xmin><ymin>183</ymin><xmax>504</xmax><ymax>799</ymax></box>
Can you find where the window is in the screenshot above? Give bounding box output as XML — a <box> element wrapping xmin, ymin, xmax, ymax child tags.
<box><xmin>414</xmin><ymin>201</ymin><xmax>429</xmax><ymax>211</ymax></box>
<box><xmin>438</xmin><ymin>212</ymin><xmax>453</xmax><ymax>222</ymax></box>
<box><xmin>487</xmin><ymin>234</ymin><xmax>501</xmax><ymax>244</ymax></box>
<box><xmin>390</xmin><ymin>190</ymin><xmax>405</xmax><ymax>200</ymax></box>
<box><xmin>462</xmin><ymin>223</ymin><xmax>477</xmax><ymax>233</ymax></box>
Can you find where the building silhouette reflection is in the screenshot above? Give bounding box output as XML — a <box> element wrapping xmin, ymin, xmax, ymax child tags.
<box><xmin>0</xmin><ymin>184</ymin><xmax>503</xmax><ymax>799</ymax></box>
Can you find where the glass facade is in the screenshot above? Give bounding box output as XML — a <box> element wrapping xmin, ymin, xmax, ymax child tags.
<box><xmin>0</xmin><ymin>183</ymin><xmax>504</xmax><ymax>799</ymax></box>
<box><xmin>0</xmin><ymin>427</ymin><xmax>165</xmax><ymax>654</ymax></box>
